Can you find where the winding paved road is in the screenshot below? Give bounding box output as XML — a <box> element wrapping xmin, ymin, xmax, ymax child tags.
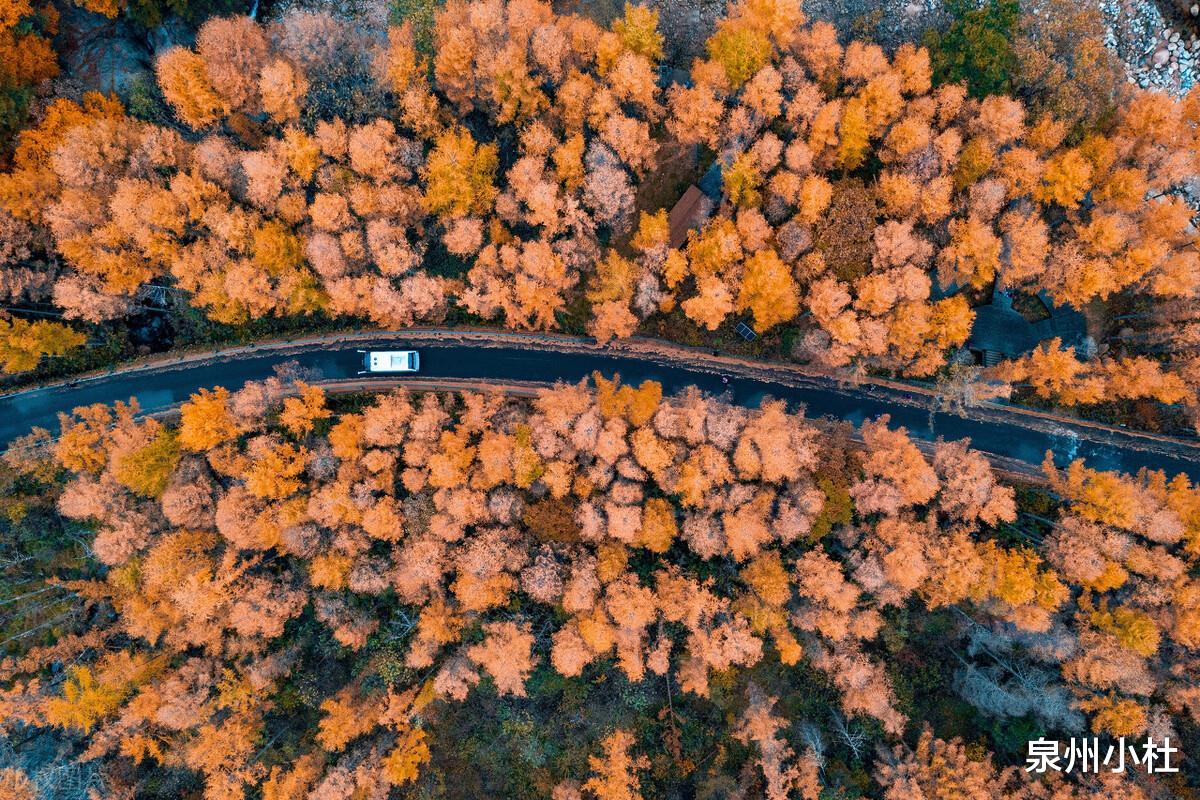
<box><xmin>1</xmin><ymin>330</ymin><xmax>1197</xmax><ymax>481</ymax></box>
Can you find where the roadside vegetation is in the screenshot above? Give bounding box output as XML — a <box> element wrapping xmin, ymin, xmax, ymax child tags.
<box><xmin>2</xmin><ymin>375</ymin><xmax>1199</xmax><ymax>796</ymax></box>
<box><xmin>1</xmin><ymin>1</ymin><xmax>1198</xmax><ymax>795</ymax></box>
<box><xmin>0</xmin><ymin>0</ymin><xmax>1195</xmax><ymax>437</ymax></box>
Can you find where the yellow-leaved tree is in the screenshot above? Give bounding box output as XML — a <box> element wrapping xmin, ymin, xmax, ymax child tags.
<box><xmin>0</xmin><ymin>317</ymin><xmax>86</xmax><ymax>373</ymax></box>
<box><xmin>422</xmin><ymin>128</ymin><xmax>499</xmax><ymax>219</ymax></box>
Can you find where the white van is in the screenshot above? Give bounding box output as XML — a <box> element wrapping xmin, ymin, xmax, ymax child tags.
<box><xmin>361</xmin><ymin>350</ymin><xmax>420</xmax><ymax>373</ymax></box>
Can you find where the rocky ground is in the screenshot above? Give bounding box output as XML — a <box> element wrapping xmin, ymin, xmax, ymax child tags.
<box><xmin>263</xmin><ymin>0</ymin><xmax>391</xmax><ymax>30</ymax></box>
<box><xmin>801</xmin><ymin>0</ymin><xmax>944</xmax><ymax>50</ymax></box>
<box><xmin>1102</xmin><ymin>0</ymin><xmax>1200</xmax><ymax>95</ymax></box>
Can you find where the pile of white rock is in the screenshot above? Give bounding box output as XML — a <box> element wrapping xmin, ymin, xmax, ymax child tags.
<box><xmin>1099</xmin><ymin>0</ymin><xmax>1199</xmax><ymax>95</ymax></box>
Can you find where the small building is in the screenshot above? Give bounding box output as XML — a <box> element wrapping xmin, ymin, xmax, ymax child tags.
<box><xmin>966</xmin><ymin>289</ymin><xmax>1088</xmax><ymax>366</ymax></box>
<box><xmin>666</xmin><ymin>162</ymin><xmax>723</xmax><ymax>250</ymax></box>
<box><xmin>697</xmin><ymin>161</ymin><xmax>723</xmax><ymax>201</ymax></box>
<box><xmin>667</xmin><ymin>186</ymin><xmax>710</xmax><ymax>249</ymax></box>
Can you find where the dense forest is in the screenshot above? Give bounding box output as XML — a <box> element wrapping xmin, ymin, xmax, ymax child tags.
<box><xmin>0</xmin><ymin>374</ymin><xmax>1198</xmax><ymax>796</ymax></box>
<box><xmin>0</xmin><ymin>0</ymin><xmax>1196</xmax><ymax>431</ymax></box>
<box><xmin>2</xmin><ymin>0</ymin><xmax>1200</xmax><ymax>795</ymax></box>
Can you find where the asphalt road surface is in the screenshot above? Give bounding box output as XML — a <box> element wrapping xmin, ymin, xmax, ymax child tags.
<box><xmin>1</xmin><ymin>335</ymin><xmax>1197</xmax><ymax>481</ymax></box>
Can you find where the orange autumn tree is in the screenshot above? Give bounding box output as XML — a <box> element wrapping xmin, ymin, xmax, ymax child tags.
<box><xmin>0</xmin><ymin>3</ymin><xmax>669</xmax><ymax>341</ymax></box>
<box><xmin>5</xmin><ymin>372</ymin><xmax>1181</xmax><ymax>797</ymax></box>
<box><xmin>557</xmin><ymin>0</ymin><xmax>1199</xmax><ymax>389</ymax></box>
<box><xmin>0</xmin><ymin>0</ymin><xmax>1196</xmax><ymax>400</ymax></box>
<box><xmin>594</xmin><ymin>0</ymin><xmax>983</xmax><ymax>375</ymax></box>
<box><xmin>1040</xmin><ymin>454</ymin><xmax>1200</xmax><ymax>736</ymax></box>
<box><xmin>735</xmin><ymin>683</ymin><xmax>822</xmax><ymax>800</ymax></box>
<box><xmin>987</xmin><ymin>337</ymin><xmax>1192</xmax><ymax>409</ymax></box>
<box><xmin>0</xmin><ymin>93</ymin><xmax>131</xmax><ymax>368</ymax></box>
<box><xmin>442</xmin><ymin>0</ymin><xmax>667</xmax><ymax>329</ymax></box>
<box><xmin>582</xmin><ymin>730</ymin><xmax>648</xmax><ymax>800</ymax></box>
<box><xmin>0</xmin><ymin>0</ymin><xmax>58</xmax><ymax>158</ymax></box>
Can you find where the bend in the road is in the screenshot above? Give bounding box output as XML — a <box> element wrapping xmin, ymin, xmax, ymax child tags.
<box><xmin>1</xmin><ymin>331</ymin><xmax>1197</xmax><ymax>482</ymax></box>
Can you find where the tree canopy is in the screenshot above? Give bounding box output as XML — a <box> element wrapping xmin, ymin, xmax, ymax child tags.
<box><xmin>1</xmin><ymin>375</ymin><xmax>1197</xmax><ymax>795</ymax></box>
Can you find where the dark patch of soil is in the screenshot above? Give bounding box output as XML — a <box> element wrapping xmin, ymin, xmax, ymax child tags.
<box><xmin>1158</xmin><ymin>0</ymin><xmax>1200</xmax><ymax>37</ymax></box>
<box><xmin>125</xmin><ymin>311</ymin><xmax>175</xmax><ymax>352</ymax></box>
<box><xmin>812</xmin><ymin>178</ymin><xmax>878</xmax><ymax>283</ymax></box>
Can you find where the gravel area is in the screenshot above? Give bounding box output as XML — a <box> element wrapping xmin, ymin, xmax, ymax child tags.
<box><xmin>801</xmin><ymin>0</ymin><xmax>944</xmax><ymax>49</ymax></box>
<box><xmin>1101</xmin><ymin>0</ymin><xmax>1200</xmax><ymax>94</ymax></box>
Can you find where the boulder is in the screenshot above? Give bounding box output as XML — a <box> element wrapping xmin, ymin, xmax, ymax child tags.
<box><xmin>146</xmin><ymin>15</ymin><xmax>195</xmax><ymax>55</ymax></box>
<box><xmin>55</xmin><ymin>4</ymin><xmax>152</xmax><ymax>100</ymax></box>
